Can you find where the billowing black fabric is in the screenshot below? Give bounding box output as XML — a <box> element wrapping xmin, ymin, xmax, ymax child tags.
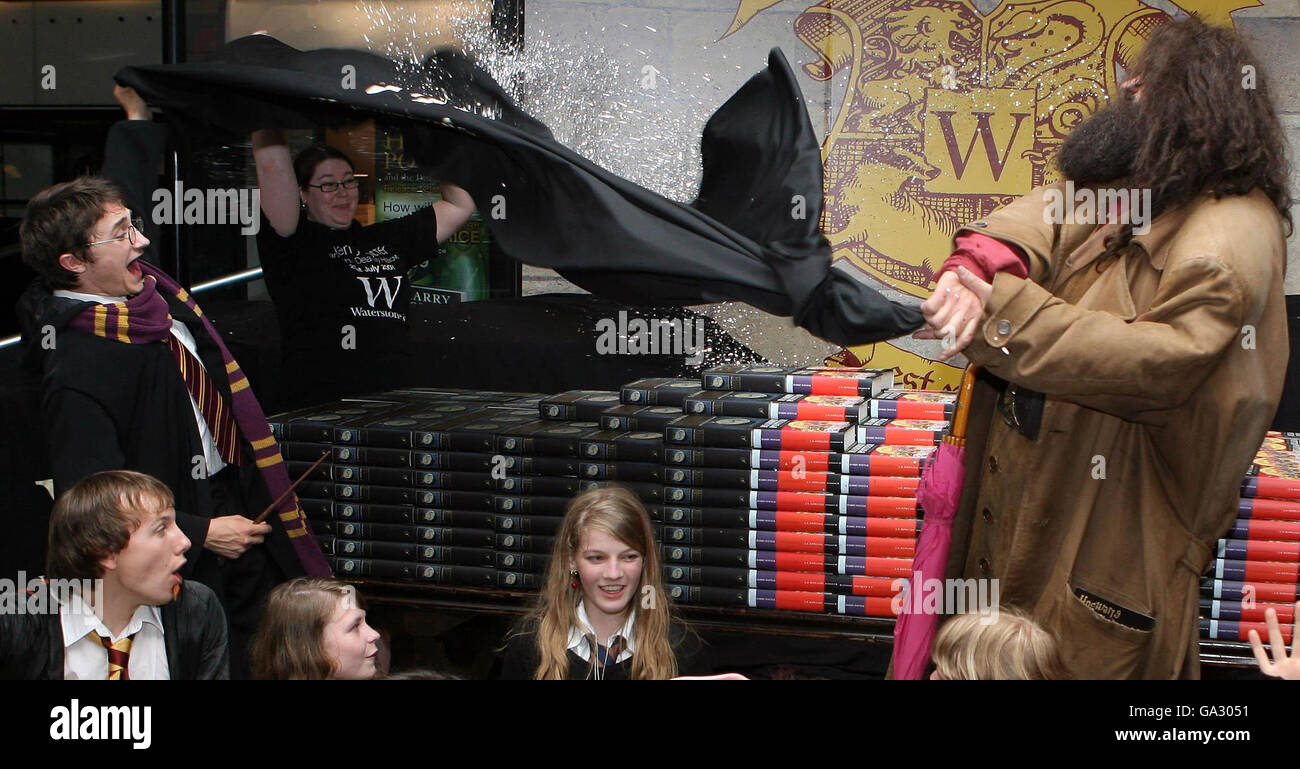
<box><xmin>116</xmin><ymin>35</ymin><xmax>922</xmax><ymax>346</ymax></box>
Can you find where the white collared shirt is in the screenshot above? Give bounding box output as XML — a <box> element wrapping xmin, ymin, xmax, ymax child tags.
<box><xmin>566</xmin><ymin>602</ymin><xmax>636</xmax><ymax>666</ymax></box>
<box><xmin>59</xmin><ymin>592</ymin><xmax>170</xmax><ymax>681</ymax></box>
<box><xmin>55</xmin><ymin>289</ymin><xmax>227</xmax><ymax>477</ymax></box>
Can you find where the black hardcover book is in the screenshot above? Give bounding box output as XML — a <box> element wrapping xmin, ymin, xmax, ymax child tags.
<box><xmin>620</xmin><ymin>378</ymin><xmax>706</xmax><ymax>407</ymax></box>
<box><xmin>284</xmin><ymin>460</ymin><xmax>335</xmax><ymax>482</ymax></box>
<box><xmin>662</xmin><ymin>445</ymin><xmax>755</xmax><ymax>469</ymax></box>
<box><xmin>330</xmin><ymin>403</ymin><xmax>480</xmax><ymax>448</ymax></box>
<box><xmin>331</xmin><ymin>521</ymin><xmax>418</xmax><ymax>544</ymax></box>
<box><xmin>662</xmin><ymin>466</ymin><xmax>750</xmax><ymax>489</ymax></box>
<box><xmin>332</xmin><ymin>484</ymin><xmax>445</xmax><ymax>507</ymax></box>
<box><xmin>308</xmin><ymin>518</ymin><xmax>335</xmax><ymax>536</ymax></box>
<box><xmin>579</xmin><ymin>461</ymin><xmax>665</xmax><ymax>483</ymax></box>
<box><xmin>414</xmin><ymin>490</ymin><xmax>496</xmax><ymax>512</ymax></box>
<box><xmin>300</xmin><ymin>498</ymin><xmax>333</xmax><ymax>521</ymax></box>
<box><xmin>495</xmin><ymin>551</ymin><xmax>549</xmax><ymax>574</ymax></box>
<box><xmin>332</xmin><ymin>445</ymin><xmax>421</xmax><ymax>468</ymax></box>
<box><xmin>578</xmin><ymin>430</ymin><xmax>664</xmax><ymax>463</ymax></box>
<box><xmin>281</xmin><ymin>442</ymin><xmax>335</xmax><ymax>463</ymax></box>
<box><xmin>496</xmin><ymin>421</ymin><xmax>606</xmax><ymax>456</ymax></box>
<box><xmin>410</xmin><ymin>527</ymin><xmax>497</xmax><ymax>548</ymax></box>
<box><xmin>660</xmin><ymin>544</ymin><xmax>753</xmax><ymax>568</ymax></box>
<box><xmin>663</xmin><ymin>564</ymin><xmax>752</xmax><ymax>589</ymax></box>
<box><xmin>334</xmin><ymin>504</ymin><xmax>494</xmax><ymax>527</ymax></box>
<box><xmin>302</xmin><ymin>464</ymin><xmax>445</xmax><ymax>489</ymax></box>
<box><xmin>440</xmin><ymin>411</ymin><xmax>541</xmax><ymax>453</ymax></box>
<box><xmin>333</xmin><ymin>539</ymin><xmax>417</xmax><ymax>562</ymax></box>
<box><xmin>493</xmin><ymin>495</ymin><xmax>571</xmax><ymax>516</ymax></box>
<box><xmin>700</xmin><ymin>364</ymin><xmax>800</xmax><ymax>393</ymax></box>
<box><xmin>495</xmin><ymin>475</ymin><xmax>584</xmax><ymax>497</ymax></box>
<box><xmin>663</xmin><ymin>415</ymin><xmax>768</xmax><ymax>448</ymax></box>
<box><xmin>330</xmin><ymin>556</ymin><xmax>423</xmax><ymax>581</ymax></box>
<box><xmin>538</xmin><ymin>391</ymin><xmax>623</xmax><ymax>421</ymax></box>
<box><xmin>494</xmin><ymin>514</ymin><xmax>563</xmax><ymax>535</ymax></box>
<box><xmin>682</xmin><ymin>391</ymin><xmax>780</xmax><ymax>417</ymax></box>
<box><xmin>494</xmin><ymin>532</ymin><xmax>556</xmax><ymax>553</ymax></box>
<box><xmin>661</xmin><ymin>486</ymin><xmax>753</xmax><ymax>507</ymax></box>
<box><xmin>423</xmin><ymin>452</ymin><xmax>580</xmax><ymax>476</ymax></box>
<box><xmin>663</xmin><ymin>584</ymin><xmax>749</xmax><ymax>607</ymax></box>
<box><xmin>651</xmin><ymin>506</ymin><xmax>751</xmax><ymax>528</ymax></box>
<box><xmin>599</xmin><ymin>405</ymin><xmax>685</xmax><ymax>432</ymax></box>
<box><xmin>269</xmin><ymin>399</ymin><xmax>405</xmax><ymax>443</ymax></box>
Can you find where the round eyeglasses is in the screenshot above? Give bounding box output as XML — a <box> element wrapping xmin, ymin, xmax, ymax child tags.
<box><xmin>84</xmin><ymin>216</ymin><xmax>145</xmax><ymax>248</ymax></box>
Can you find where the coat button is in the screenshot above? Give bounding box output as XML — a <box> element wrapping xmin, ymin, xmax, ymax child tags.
<box><xmin>982</xmin><ymin>508</ymin><xmax>994</xmax><ymax>523</ymax></box>
<box><xmin>996</xmin><ymin>320</ymin><xmax>1012</xmax><ymax>336</ymax></box>
<box><xmin>978</xmin><ymin>558</ymin><xmax>991</xmax><ymax>575</ymax></box>
<box><xmin>988</xmin><ymin>456</ymin><xmax>999</xmax><ymax>474</ymax></box>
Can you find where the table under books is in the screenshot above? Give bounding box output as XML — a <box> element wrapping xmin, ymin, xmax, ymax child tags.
<box><xmin>268</xmin><ymin>364</ymin><xmax>1292</xmax><ymax>674</ymax></box>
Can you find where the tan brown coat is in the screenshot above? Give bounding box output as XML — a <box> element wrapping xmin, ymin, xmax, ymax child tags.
<box><xmin>945</xmin><ymin>184</ymin><xmax>1289</xmax><ymax>679</ymax></box>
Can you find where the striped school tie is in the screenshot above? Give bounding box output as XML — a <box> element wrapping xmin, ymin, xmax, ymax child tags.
<box><xmin>163</xmin><ymin>335</ymin><xmax>243</xmax><ymax>466</ymax></box>
<box><xmin>89</xmin><ymin>631</ymin><xmax>137</xmax><ymax>680</ymax></box>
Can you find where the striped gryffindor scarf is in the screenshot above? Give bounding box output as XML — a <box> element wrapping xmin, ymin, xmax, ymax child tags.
<box><xmin>64</xmin><ymin>261</ymin><xmax>331</xmax><ymax>577</ymax></box>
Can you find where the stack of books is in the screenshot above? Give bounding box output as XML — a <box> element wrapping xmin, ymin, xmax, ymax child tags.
<box><xmin>271</xmin><ymin>389</ymin><xmax>572</xmax><ymax>591</ymax></box>
<box><xmin>1200</xmin><ymin>431</ymin><xmax>1300</xmax><ymax>645</ymax></box>
<box><xmin>646</xmin><ymin>364</ymin><xmax>953</xmax><ymax>618</ymax></box>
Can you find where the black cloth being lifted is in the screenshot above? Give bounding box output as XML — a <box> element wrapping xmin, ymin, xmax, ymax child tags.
<box><xmin>115</xmin><ymin>35</ymin><xmax>923</xmax><ymax>347</ymax></box>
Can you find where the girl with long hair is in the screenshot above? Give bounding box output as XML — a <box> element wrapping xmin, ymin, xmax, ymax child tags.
<box><xmin>250</xmin><ymin>577</ymin><xmax>381</xmax><ymax>680</ymax></box>
<box><xmin>499</xmin><ymin>485</ymin><xmax>705</xmax><ymax>680</ymax></box>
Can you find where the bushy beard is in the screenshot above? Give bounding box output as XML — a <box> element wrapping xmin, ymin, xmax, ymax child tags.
<box><xmin>1056</xmin><ymin>97</ymin><xmax>1142</xmax><ymax>186</ymax></box>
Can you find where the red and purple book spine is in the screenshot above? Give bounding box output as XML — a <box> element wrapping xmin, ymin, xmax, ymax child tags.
<box><xmin>752</xmin><ymin>571</ymin><xmax>900</xmax><ymax>597</ymax></box>
<box><xmin>787</xmin><ymin>372</ymin><xmax>889</xmax><ymax>398</ymax></box>
<box><xmin>749</xmin><ymin>551</ymin><xmax>914</xmax><ymax>576</ymax></box>
<box><xmin>751</xmin><ymin>469</ymin><xmax>920</xmax><ymax>497</ymax></box>
<box><xmin>858</xmin><ymin>419</ymin><xmax>948</xmax><ymax>446</ymax></box>
<box><xmin>740</xmin><ymin>589</ymin><xmax>898</xmax><ymax>616</ymax></box>
<box><xmin>1241</xmin><ymin>476</ymin><xmax>1300</xmax><ymax>500</ymax></box>
<box><xmin>751</xmin><ymin>510</ymin><xmax>920</xmax><ymax>538</ymax></box>
<box><xmin>1209</xmin><ymin>557</ymin><xmax>1300</xmax><ymax>583</ymax></box>
<box><xmin>1201</xmin><ymin>578</ymin><xmax>1300</xmax><ymax>604</ymax></box>
<box><xmin>1201</xmin><ymin>598</ymin><xmax>1296</xmax><ymax>623</ymax></box>
<box><xmin>750</xmin><ymin>490</ymin><xmax>919</xmax><ymax>516</ymax></box>
<box><xmin>753</xmin><ymin>422</ymin><xmax>855</xmax><ymax>451</ymax></box>
<box><xmin>868</xmin><ymin>391</ymin><xmax>957</xmax><ymax>420</ymax></box>
<box><xmin>1201</xmin><ymin>618</ymin><xmax>1293</xmax><ymax>643</ymax></box>
<box><xmin>1237</xmin><ymin>497</ymin><xmax>1300</xmax><ymax>521</ymax></box>
<box><xmin>750</xmin><ymin>531</ymin><xmax>916</xmax><ymax>557</ymax></box>
<box><xmin>751</xmin><ymin>448</ymin><xmax>930</xmax><ymax>477</ymax></box>
<box><xmin>1216</xmin><ymin>538</ymin><xmax>1300</xmax><ymax>563</ymax></box>
<box><xmin>1227</xmin><ymin>518</ymin><xmax>1300</xmax><ymax>542</ymax></box>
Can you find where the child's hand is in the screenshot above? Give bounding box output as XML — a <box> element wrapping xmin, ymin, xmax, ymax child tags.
<box><xmin>1248</xmin><ymin>601</ymin><xmax>1300</xmax><ymax>679</ymax></box>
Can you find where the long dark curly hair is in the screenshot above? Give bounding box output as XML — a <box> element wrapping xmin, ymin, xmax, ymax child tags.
<box><xmin>1101</xmin><ymin>17</ymin><xmax>1292</xmax><ymax>261</ymax></box>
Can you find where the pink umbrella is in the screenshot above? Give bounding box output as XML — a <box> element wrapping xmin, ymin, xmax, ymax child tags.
<box><xmin>892</xmin><ymin>365</ymin><xmax>978</xmax><ymax>679</ymax></box>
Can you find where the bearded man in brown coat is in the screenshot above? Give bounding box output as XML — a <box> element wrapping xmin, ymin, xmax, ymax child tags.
<box><xmin>917</xmin><ymin>18</ymin><xmax>1293</xmax><ymax>678</ymax></box>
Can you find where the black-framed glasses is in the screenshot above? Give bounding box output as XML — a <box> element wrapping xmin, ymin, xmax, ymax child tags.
<box><xmin>305</xmin><ymin>178</ymin><xmax>360</xmax><ymax>193</ymax></box>
<box><xmin>84</xmin><ymin>216</ymin><xmax>145</xmax><ymax>248</ymax></box>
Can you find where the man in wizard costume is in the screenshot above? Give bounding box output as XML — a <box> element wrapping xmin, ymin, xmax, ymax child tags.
<box><xmin>15</xmin><ymin>173</ymin><xmax>331</xmax><ymax>678</ymax></box>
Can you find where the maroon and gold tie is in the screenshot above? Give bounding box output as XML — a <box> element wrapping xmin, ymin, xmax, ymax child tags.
<box><xmin>89</xmin><ymin>631</ymin><xmax>136</xmax><ymax>680</ymax></box>
<box><xmin>163</xmin><ymin>336</ymin><xmax>243</xmax><ymax>466</ymax></box>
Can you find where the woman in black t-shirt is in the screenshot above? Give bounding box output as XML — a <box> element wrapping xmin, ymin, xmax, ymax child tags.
<box><xmin>251</xmin><ymin>129</ymin><xmax>475</xmax><ymax>407</ymax></box>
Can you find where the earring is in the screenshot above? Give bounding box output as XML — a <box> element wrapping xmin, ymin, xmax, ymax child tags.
<box><xmin>570</xmin><ymin>569</ymin><xmax>580</xmax><ymax>589</ymax></box>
